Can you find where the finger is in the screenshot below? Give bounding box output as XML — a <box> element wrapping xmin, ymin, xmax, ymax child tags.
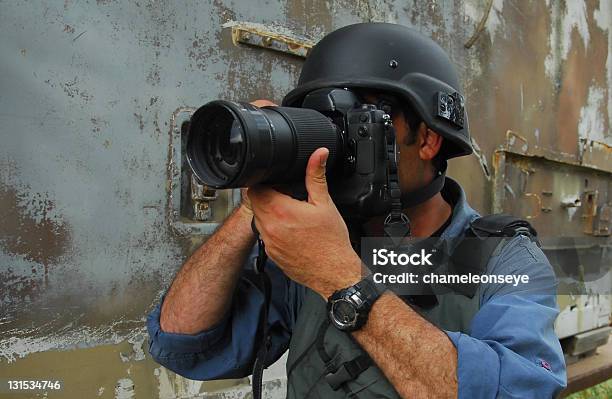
<box><xmin>247</xmin><ymin>186</ymin><xmax>273</xmax><ymax>214</ymax></box>
<box><xmin>252</xmin><ymin>214</ymin><xmax>266</xmax><ymax>240</ymax></box>
<box><xmin>253</xmin><ymin>213</ymin><xmax>275</xmax><ymax>246</ymax></box>
<box><xmin>248</xmin><ymin>185</ymin><xmax>294</xmax><ymax>214</ymax></box>
<box><xmin>305</xmin><ymin>147</ymin><xmax>330</xmax><ymax>205</ymax></box>
<box><xmin>250</xmin><ymin>99</ymin><xmax>278</xmax><ymax>107</ymax></box>
<box><xmin>252</xmin><ymin>214</ymin><xmax>261</xmax><ymax>234</ymax></box>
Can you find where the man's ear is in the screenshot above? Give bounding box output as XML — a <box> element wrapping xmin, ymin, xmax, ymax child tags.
<box><xmin>417</xmin><ymin>123</ymin><xmax>443</xmax><ymax>161</ymax></box>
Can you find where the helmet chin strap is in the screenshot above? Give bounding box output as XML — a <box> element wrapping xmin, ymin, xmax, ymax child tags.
<box><xmin>400</xmin><ymin>161</ymin><xmax>447</xmax><ymax>208</ymax></box>
<box><xmin>383</xmin><ymin>128</ymin><xmax>447</xmax><ymax>245</ymax></box>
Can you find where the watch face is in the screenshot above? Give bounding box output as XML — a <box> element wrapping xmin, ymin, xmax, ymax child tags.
<box><xmin>332</xmin><ymin>299</ymin><xmax>357</xmax><ymax>328</ymax></box>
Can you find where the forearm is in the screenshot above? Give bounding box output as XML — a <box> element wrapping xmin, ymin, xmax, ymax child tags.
<box><xmin>353</xmin><ymin>293</ymin><xmax>458</xmax><ymax>399</ymax></box>
<box><xmin>160</xmin><ymin>205</ymin><xmax>256</xmax><ymax>334</ymax></box>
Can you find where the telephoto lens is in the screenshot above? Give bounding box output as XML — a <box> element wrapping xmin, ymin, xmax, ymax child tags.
<box><xmin>186</xmin><ymin>100</ymin><xmax>339</xmax><ymax>188</ymax></box>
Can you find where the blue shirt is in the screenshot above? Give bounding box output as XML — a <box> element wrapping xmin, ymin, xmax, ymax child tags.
<box><xmin>147</xmin><ymin>178</ymin><xmax>567</xmax><ymax>398</ymax></box>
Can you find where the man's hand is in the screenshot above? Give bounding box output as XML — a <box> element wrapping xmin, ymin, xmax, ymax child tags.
<box><xmin>249</xmin><ymin>148</ymin><xmax>362</xmax><ymax>299</ymax></box>
<box><xmin>250</xmin><ymin>99</ymin><xmax>277</xmax><ymax>108</ymax></box>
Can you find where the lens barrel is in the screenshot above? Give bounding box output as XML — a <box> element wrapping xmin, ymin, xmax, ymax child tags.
<box><xmin>186</xmin><ymin>100</ymin><xmax>338</xmax><ymax>188</ymax></box>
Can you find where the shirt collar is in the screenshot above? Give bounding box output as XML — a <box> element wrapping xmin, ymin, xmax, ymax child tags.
<box><xmin>439</xmin><ymin>177</ymin><xmax>480</xmax><ymax>239</ymax></box>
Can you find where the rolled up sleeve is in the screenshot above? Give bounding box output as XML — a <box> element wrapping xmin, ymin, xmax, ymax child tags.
<box><xmin>146</xmin><ymin>247</ymin><xmax>305</xmax><ymax>381</ymax></box>
<box><xmin>446</xmin><ymin>236</ymin><xmax>567</xmax><ymax>398</ymax></box>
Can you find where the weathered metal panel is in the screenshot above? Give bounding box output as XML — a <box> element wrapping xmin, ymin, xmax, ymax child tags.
<box><xmin>1</xmin><ymin>0</ymin><xmax>610</xmax><ymax>397</ymax></box>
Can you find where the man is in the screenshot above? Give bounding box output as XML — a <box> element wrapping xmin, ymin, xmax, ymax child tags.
<box><xmin>147</xmin><ymin>23</ymin><xmax>567</xmax><ymax>398</ymax></box>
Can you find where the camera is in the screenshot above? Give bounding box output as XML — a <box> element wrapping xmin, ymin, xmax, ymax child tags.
<box><xmin>185</xmin><ymin>88</ymin><xmax>395</xmax><ymax>218</ymax></box>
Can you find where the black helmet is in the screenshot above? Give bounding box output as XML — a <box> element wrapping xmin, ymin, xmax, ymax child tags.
<box><xmin>282</xmin><ymin>22</ymin><xmax>473</xmax><ymax>159</ymax></box>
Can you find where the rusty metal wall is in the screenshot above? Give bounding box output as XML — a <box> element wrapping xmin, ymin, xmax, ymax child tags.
<box><xmin>0</xmin><ymin>0</ymin><xmax>610</xmax><ymax>398</ymax></box>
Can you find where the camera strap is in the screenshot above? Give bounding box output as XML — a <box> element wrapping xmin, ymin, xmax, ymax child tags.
<box><xmin>383</xmin><ymin>132</ymin><xmax>447</xmax><ymax>245</ymax></box>
<box><xmin>251</xmin><ymin>229</ymin><xmax>272</xmax><ymax>399</ymax></box>
<box><xmin>383</xmin><ymin>121</ymin><xmax>411</xmax><ymax>245</ymax></box>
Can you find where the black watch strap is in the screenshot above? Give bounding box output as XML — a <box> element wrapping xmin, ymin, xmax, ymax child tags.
<box><xmin>328</xmin><ymin>275</ymin><xmax>386</xmax><ymax>332</ymax></box>
<box><xmin>356</xmin><ymin>275</ymin><xmax>385</xmax><ymax>303</ymax></box>
<box><xmin>366</xmin><ymin>274</ymin><xmax>387</xmax><ymax>295</ymax></box>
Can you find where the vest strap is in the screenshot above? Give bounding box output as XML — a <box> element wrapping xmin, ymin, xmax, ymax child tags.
<box><xmin>447</xmin><ymin>214</ymin><xmax>539</xmax><ymax>298</ymax></box>
<box><xmin>325</xmin><ymin>354</ymin><xmax>372</xmax><ymax>391</ymax></box>
<box><xmin>315</xmin><ymin>318</ymin><xmax>373</xmax><ymax>391</ymax></box>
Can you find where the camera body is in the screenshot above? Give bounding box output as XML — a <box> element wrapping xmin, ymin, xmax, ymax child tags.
<box><xmin>301</xmin><ymin>88</ymin><xmax>392</xmax><ymax>218</ymax></box>
<box><xmin>186</xmin><ymin>87</ymin><xmax>395</xmax><ymax>219</ymax></box>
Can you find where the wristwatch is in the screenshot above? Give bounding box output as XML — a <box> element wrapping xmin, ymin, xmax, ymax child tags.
<box><xmin>327</xmin><ymin>276</ymin><xmax>385</xmax><ymax>332</ymax></box>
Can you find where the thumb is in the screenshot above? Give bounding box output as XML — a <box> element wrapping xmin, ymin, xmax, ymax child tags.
<box><xmin>305</xmin><ymin>147</ymin><xmax>330</xmax><ymax>204</ymax></box>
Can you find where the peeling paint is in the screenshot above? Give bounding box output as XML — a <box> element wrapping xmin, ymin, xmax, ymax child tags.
<box><xmin>485</xmin><ymin>0</ymin><xmax>505</xmax><ymax>37</ymax></box>
<box><xmin>351</xmin><ymin>0</ymin><xmax>399</xmax><ymax>24</ymax></box>
<box><xmin>561</xmin><ymin>0</ymin><xmax>590</xmax><ymax>57</ymax></box>
<box><xmin>469</xmin><ymin>136</ymin><xmax>491</xmax><ymax>180</ymax></box>
<box><xmin>578</xmin><ymin>85</ymin><xmax>607</xmax><ymax>143</ymax></box>
<box><xmin>0</xmin><ymin>179</ymin><xmax>72</xmax><ymax>300</ymax></box>
<box><xmin>545</xmin><ymin>0</ymin><xmax>591</xmax><ymax>80</ymax></box>
<box><xmin>115</xmin><ymin>378</ymin><xmax>135</xmax><ymax>399</ymax></box>
<box><xmin>133</xmin><ymin>337</ymin><xmax>146</xmax><ymax>362</ymax></box>
<box><xmin>60</xmin><ymin>76</ymin><xmax>94</xmax><ymax>103</ymax></box>
<box><xmin>127</xmin><ymin>333</ymin><xmax>146</xmax><ymax>362</ymax></box>
<box><xmin>560</xmin><ymin>193</ymin><xmax>581</xmax><ymax>221</ymax></box>
<box><xmin>154</xmin><ymin>366</ymin><xmax>206</xmax><ymax>398</ymax></box>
